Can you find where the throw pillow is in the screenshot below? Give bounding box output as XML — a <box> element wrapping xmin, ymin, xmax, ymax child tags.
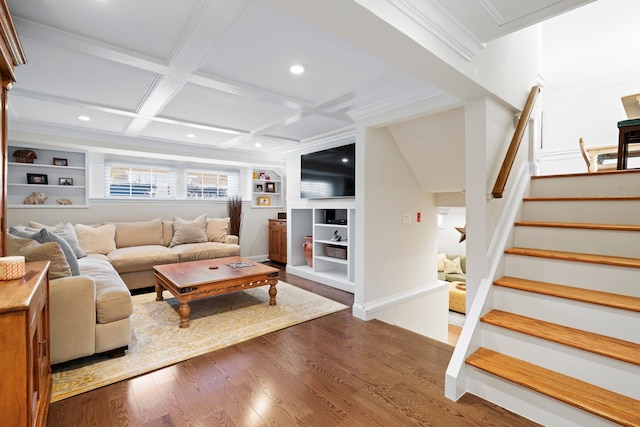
<box><xmin>9</xmin><ymin>227</ymin><xmax>81</xmax><ymax>276</ymax></box>
<box><xmin>437</xmin><ymin>253</ymin><xmax>446</xmax><ymax>272</ymax></box>
<box><xmin>112</xmin><ymin>218</ymin><xmax>164</xmax><ymax>248</ymax></box>
<box><xmin>52</xmin><ymin>223</ymin><xmax>87</xmax><ymax>259</ymax></box>
<box><xmin>170</xmin><ymin>214</ymin><xmax>207</xmax><ymax>248</ymax></box>
<box><xmin>28</xmin><ymin>221</ymin><xmax>64</xmax><ymax>230</ymax></box>
<box><xmin>6</xmin><ymin>232</ymin><xmax>36</xmax><ymax>255</ymax></box>
<box><xmin>444</xmin><ymin>257</ymin><xmax>464</xmax><ymax>275</ymax></box>
<box><xmin>206</xmin><ymin>217</ymin><xmax>230</xmax><ymax>243</ymax></box>
<box><xmin>74</xmin><ymin>223</ymin><xmax>117</xmax><ymax>255</ymax></box>
<box><xmin>20</xmin><ymin>241</ymin><xmax>71</xmax><ymax>279</ymax></box>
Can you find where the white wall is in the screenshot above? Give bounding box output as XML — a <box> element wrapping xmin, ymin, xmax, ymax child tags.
<box><xmin>539</xmin><ymin>0</ymin><xmax>640</xmax><ymax>159</ymax></box>
<box><xmin>437</xmin><ymin>208</ymin><xmax>466</xmax><ymax>256</ymax></box>
<box><xmin>354</xmin><ymin>124</ymin><xmax>447</xmax><ymax>340</ymax></box>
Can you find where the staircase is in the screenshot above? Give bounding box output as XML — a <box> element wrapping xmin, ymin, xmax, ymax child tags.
<box><xmin>465</xmin><ymin>170</ymin><xmax>640</xmax><ymax>427</ymax></box>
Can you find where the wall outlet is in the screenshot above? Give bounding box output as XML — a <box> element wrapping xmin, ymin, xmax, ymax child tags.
<box><xmin>402</xmin><ymin>212</ymin><xmax>412</xmax><ymax>224</ymax></box>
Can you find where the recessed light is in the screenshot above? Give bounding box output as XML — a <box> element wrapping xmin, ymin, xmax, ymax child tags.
<box><xmin>342</xmin><ymin>157</ymin><xmax>349</xmax><ymax>163</ymax></box>
<box><xmin>289</xmin><ymin>64</ymin><xmax>304</xmax><ymax>74</ymax></box>
<box><xmin>254</xmin><ymin>143</ymin><xmax>262</xmax><ymax>148</ymax></box>
<box><xmin>186</xmin><ymin>133</ymin><xmax>196</xmax><ymax>138</ymax></box>
<box><xmin>77</xmin><ymin>115</ymin><xmax>91</xmax><ymax>121</ymax></box>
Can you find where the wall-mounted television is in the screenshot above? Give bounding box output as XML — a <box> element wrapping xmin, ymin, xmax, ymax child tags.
<box><xmin>300</xmin><ymin>143</ymin><xmax>355</xmax><ymax>199</ymax></box>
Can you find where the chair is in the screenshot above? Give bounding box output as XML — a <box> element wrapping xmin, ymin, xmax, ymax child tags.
<box><xmin>579</xmin><ymin>137</ymin><xmax>592</xmax><ymax>172</ymax></box>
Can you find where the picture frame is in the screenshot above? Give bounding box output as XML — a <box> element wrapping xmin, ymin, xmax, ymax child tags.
<box><xmin>265</xmin><ymin>182</ymin><xmax>276</xmax><ymax>193</ymax></box>
<box><xmin>256</xmin><ymin>184</ymin><xmax>264</xmax><ymax>192</ymax></box>
<box><xmin>59</xmin><ymin>177</ymin><xmax>74</xmax><ymax>186</ymax></box>
<box><xmin>27</xmin><ymin>173</ymin><xmax>48</xmax><ymax>185</ymax></box>
<box><xmin>257</xmin><ymin>196</ymin><xmax>271</xmax><ymax>206</ymax></box>
<box><xmin>53</xmin><ymin>157</ymin><xmax>68</xmax><ymax>166</ymax></box>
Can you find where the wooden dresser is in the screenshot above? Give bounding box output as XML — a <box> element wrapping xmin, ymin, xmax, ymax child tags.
<box><xmin>268</xmin><ymin>219</ymin><xmax>287</xmax><ymax>264</ymax></box>
<box><xmin>0</xmin><ymin>261</ymin><xmax>51</xmax><ymax>427</ymax></box>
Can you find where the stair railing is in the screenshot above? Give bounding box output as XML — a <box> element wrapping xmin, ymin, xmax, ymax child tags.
<box><xmin>492</xmin><ymin>85</ymin><xmax>540</xmax><ymax>198</ymax></box>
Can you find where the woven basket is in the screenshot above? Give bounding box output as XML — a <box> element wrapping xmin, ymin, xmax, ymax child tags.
<box><xmin>325</xmin><ymin>245</ymin><xmax>347</xmax><ymax>259</ymax></box>
<box><xmin>13</xmin><ymin>149</ymin><xmax>37</xmax><ymax>163</ymax></box>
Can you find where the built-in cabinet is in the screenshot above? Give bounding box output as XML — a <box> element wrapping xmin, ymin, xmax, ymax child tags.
<box><xmin>268</xmin><ymin>219</ymin><xmax>287</xmax><ymax>264</ymax></box>
<box><xmin>287</xmin><ymin>207</ymin><xmax>355</xmax><ymax>293</ymax></box>
<box><xmin>0</xmin><ymin>261</ymin><xmax>51</xmax><ymax>427</ymax></box>
<box><xmin>250</xmin><ymin>168</ymin><xmax>283</xmax><ymax>208</ymax></box>
<box><xmin>7</xmin><ymin>145</ymin><xmax>88</xmax><ymax>208</ymax></box>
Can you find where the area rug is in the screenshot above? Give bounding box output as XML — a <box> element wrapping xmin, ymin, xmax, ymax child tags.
<box><xmin>50</xmin><ymin>282</ymin><xmax>348</xmax><ymax>402</ymax></box>
<box><xmin>448</xmin><ymin>310</ymin><xmax>466</xmax><ymax>328</ymax></box>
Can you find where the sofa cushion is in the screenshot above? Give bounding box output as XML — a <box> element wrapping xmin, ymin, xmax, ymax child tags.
<box><xmin>78</xmin><ymin>257</ymin><xmax>133</xmax><ymax>323</ymax></box>
<box><xmin>171</xmin><ymin>241</ymin><xmax>240</xmax><ymax>262</ymax></box>
<box><xmin>170</xmin><ymin>214</ymin><xmax>207</xmax><ymax>247</ymax></box>
<box><xmin>112</xmin><ymin>218</ymin><xmax>164</xmax><ymax>248</ymax></box>
<box><xmin>21</xmin><ymin>241</ymin><xmax>72</xmax><ymax>279</ymax></box>
<box><xmin>29</xmin><ymin>222</ymin><xmax>86</xmax><ymax>259</ymax></box>
<box><xmin>206</xmin><ymin>217</ymin><xmax>230</xmax><ymax>243</ymax></box>
<box><xmin>9</xmin><ymin>227</ymin><xmax>81</xmax><ymax>276</ymax></box>
<box><xmin>446</xmin><ymin>254</ymin><xmax>466</xmax><ymax>273</ymax></box>
<box><xmin>75</xmin><ymin>224</ymin><xmax>117</xmax><ymax>255</ymax></box>
<box><xmin>107</xmin><ymin>245</ymin><xmax>179</xmax><ymax>274</ymax></box>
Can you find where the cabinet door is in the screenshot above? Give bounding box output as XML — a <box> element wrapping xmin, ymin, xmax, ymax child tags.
<box><xmin>269</xmin><ymin>226</ymin><xmax>282</xmax><ymax>260</ymax></box>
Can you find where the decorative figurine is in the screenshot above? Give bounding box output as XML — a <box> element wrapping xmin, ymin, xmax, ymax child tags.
<box><xmin>23</xmin><ymin>192</ymin><xmax>48</xmax><ymax>204</ymax></box>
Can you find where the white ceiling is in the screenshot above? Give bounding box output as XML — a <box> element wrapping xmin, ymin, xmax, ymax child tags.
<box><xmin>6</xmin><ymin>0</ymin><xmax>594</xmax><ymax>165</ymax></box>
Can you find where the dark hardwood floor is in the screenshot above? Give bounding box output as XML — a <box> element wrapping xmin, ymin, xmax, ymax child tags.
<box><xmin>47</xmin><ymin>263</ymin><xmax>539</xmax><ymax>426</ymax></box>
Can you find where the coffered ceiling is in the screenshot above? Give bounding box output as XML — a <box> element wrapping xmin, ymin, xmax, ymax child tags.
<box><xmin>6</xmin><ymin>0</ymin><xmax>593</xmax><ymax>164</ymax></box>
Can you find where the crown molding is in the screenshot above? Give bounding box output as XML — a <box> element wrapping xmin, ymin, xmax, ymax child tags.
<box><xmin>387</xmin><ymin>0</ymin><xmax>485</xmax><ymax>61</ymax></box>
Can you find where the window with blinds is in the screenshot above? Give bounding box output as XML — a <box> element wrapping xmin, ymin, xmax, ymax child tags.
<box><xmin>186</xmin><ymin>170</ymin><xmax>238</xmax><ymax>199</ymax></box>
<box><xmin>105</xmin><ymin>165</ymin><xmax>175</xmax><ymax>198</ymax></box>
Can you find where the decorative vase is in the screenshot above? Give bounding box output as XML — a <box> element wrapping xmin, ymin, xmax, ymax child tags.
<box><xmin>303</xmin><ymin>236</ymin><xmax>313</xmax><ymax>267</ymax></box>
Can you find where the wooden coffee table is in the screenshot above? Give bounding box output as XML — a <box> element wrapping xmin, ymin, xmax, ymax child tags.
<box><xmin>153</xmin><ymin>256</ymin><xmax>279</xmax><ymax>328</ymax></box>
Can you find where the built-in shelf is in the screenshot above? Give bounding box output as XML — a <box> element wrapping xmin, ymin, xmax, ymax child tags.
<box><xmin>250</xmin><ymin>168</ymin><xmax>283</xmax><ymax>208</ymax></box>
<box><xmin>286</xmin><ymin>207</ymin><xmax>355</xmax><ymax>293</ymax></box>
<box><xmin>7</xmin><ymin>145</ymin><xmax>88</xmax><ymax>208</ymax></box>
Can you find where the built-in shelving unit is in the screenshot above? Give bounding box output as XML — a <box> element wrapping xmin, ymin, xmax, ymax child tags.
<box><xmin>287</xmin><ymin>207</ymin><xmax>355</xmax><ymax>293</ymax></box>
<box><xmin>250</xmin><ymin>168</ymin><xmax>283</xmax><ymax>208</ymax></box>
<box><xmin>7</xmin><ymin>145</ymin><xmax>88</xmax><ymax>208</ymax></box>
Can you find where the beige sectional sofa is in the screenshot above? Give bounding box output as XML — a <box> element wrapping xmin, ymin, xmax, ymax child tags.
<box><xmin>8</xmin><ymin>215</ymin><xmax>240</xmax><ymax>364</ymax></box>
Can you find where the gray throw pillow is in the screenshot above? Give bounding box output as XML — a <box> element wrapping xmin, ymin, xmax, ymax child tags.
<box><xmin>169</xmin><ymin>214</ymin><xmax>207</xmax><ymax>248</ymax></box>
<box><xmin>52</xmin><ymin>223</ymin><xmax>87</xmax><ymax>259</ymax></box>
<box><xmin>9</xmin><ymin>227</ymin><xmax>81</xmax><ymax>276</ymax></box>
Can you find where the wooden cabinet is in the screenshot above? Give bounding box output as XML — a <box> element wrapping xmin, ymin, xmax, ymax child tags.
<box><xmin>0</xmin><ymin>261</ymin><xmax>51</xmax><ymax>427</ymax></box>
<box><xmin>268</xmin><ymin>219</ymin><xmax>287</xmax><ymax>264</ymax></box>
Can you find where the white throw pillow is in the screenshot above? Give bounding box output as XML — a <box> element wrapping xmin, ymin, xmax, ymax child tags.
<box><xmin>170</xmin><ymin>214</ymin><xmax>208</xmax><ymax>247</ymax></box>
<box><xmin>437</xmin><ymin>253</ymin><xmax>446</xmax><ymax>272</ymax></box>
<box><xmin>74</xmin><ymin>223</ymin><xmax>117</xmax><ymax>255</ymax></box>
<box><xmin>444</xmin><ymin>257</ymin><xmax>464</xmax><ymax>275</ymax></box>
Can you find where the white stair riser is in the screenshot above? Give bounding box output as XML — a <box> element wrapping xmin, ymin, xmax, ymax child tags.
<box><xmin>466</xmin><ymin>368</ymin><xmax>620</xmax><ymax>427</ymax></box>
<box><xmin>514</xmin><ymin>226</ymin><xmax>640</xmax><ymax>258</ymax></box>
<box><xmin>479</xmin><ymin>324</ymin><xmax>640</xmax><ymax>399</ymax></box>
<box><xmin>531</xmin><ymin>174</ymin><xmax>640</xmax><ymax>198</ymax></box>
<box><xmin>504</xmin><ymin>254</ymin><xmax>640</xmax><ymax>296</ymax></box>
<box><xmin>522</xmin><ymin>200</ymin><xmax>640</xmax><ymax>223</ymax></box>
<box><xmin>492</xmin><ymin>287</ymin><xmax>638</xmax><ymax>343</ymax></box>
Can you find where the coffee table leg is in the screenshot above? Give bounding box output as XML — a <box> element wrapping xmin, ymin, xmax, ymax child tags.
<box><xmin>269</xmin><ymin>283</ymin><xmax>277</xmax><ymax>306</ymax></box>
<box><xmin>155</xmin><ymin>283</ymin><xmax>164</xmax><ymax>301</ymax></box>
<box><xmin>179</xmin><ymin>301</ymin><xmax>190</xmax><ymax>328</ymax></box>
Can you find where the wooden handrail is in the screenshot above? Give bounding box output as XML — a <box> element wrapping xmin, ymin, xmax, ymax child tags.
<box><xmin>492</xmin><ymin>85</ymin><xmax>540</xmax><ymax>198</ymax></box>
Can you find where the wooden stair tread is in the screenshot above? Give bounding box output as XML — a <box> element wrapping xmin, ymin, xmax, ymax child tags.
<box><xmin>481</xmin><ymin>310</ymin><xmax>640</xmax><ymax>366</ymax></box>
<box><xmin>514</xmin><ymin>221</ymin><xmax>640</xmax><ymax>232</ymax></box>
<box><xmin>466</xmin><ymin>347</ymin><xmax>640</xmax><ymax>427</ymax></box>
<box><xmin>505</xmin><ymin>247</ymin><xmax>640</xmax><ymax>268</ymax></box>
<box><xmin>494</xmin><ymin>276</ymin><xmax>640</xmax><ymax>312</ymax></box>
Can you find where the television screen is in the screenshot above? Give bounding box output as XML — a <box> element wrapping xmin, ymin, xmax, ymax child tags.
<box><xmin>300</xmin><ymin>143</ymin><xmax>355</xmax><ymax>199</ymax></box>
